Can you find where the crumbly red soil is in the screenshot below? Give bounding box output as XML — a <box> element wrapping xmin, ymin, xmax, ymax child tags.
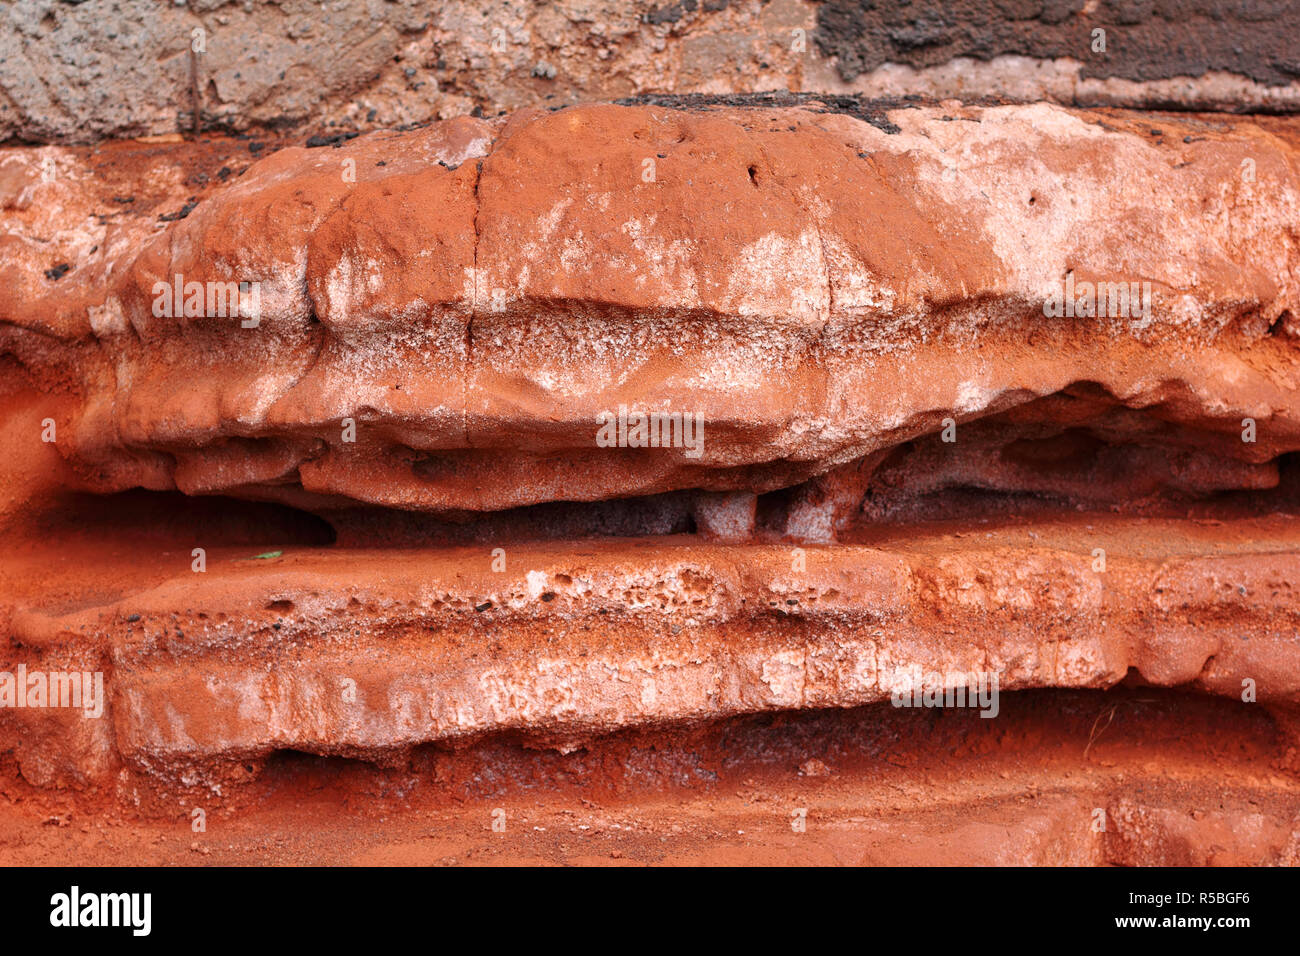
<box><xmin>2</xmin><ymin>686</ymin><xmax>1293</xmax><ymax>866</ymax></box>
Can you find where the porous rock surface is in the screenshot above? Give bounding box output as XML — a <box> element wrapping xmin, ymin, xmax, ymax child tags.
<box><xmin>3</xmin><ymin>95</ymin><xmax>1300</xmax><ymax>865</ymax></box>
<box><xmin>5</xmin><ymin>0</ymin><xmax>1299</xmax><ymax>147</ymax></box>
<box><xmin>10</xmin><ymin>526</ymin><xmax>1300</xmax><ymax>788</ymax></box>
<box><xmin>5</xmin><ymin>99</ymin><xmax>1299</xmax><ymax>518</ymax></box>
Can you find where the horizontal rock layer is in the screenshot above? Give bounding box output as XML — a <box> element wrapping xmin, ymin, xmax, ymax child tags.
<box><xmin>5</xmin><ymin>1</ymin><xmax>1299</xmax><ymax>147</ymax></box>
<box><xmin>6</xmin><ymin>513</ymin><xmax>1300</xmax><ymax>789</ymax></box>
<box><xmin>4</xmin><ymin>99</ymin><xmax>1299</xmax><ymax>517</ymax></box>
<box><xmin>4</xmin><ymin>685</ymin><xmax>1297</xmax><ymax>865</ymax></box>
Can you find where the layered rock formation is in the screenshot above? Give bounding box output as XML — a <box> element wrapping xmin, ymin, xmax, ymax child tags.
<box><xmin>3</xmin><ymin>87</ymin><xmax>1300</xmax><ymax>864</ymax></box>
<box><xmin>7</xmin><ymin>99</ymin><xmax>1299</xmax><ymax>516</ymax></box>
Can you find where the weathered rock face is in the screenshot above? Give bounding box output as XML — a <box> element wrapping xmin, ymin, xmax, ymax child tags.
<box><xmin>3</xmin><ymin>90</ymin><xmax>1300</xmax><ymax>864</ymax></box>
<box><xmin>6</xmin><ymin>99</ymin><xmax>1299</xmax><ymax>520</ymax></box>
<box><xmin>4</xmin><ymin>1</ymin><xmax>1299</xmax><ymax>147</ymax></box>
<box><xmin>816</xmin><ymin>0</ymin><xmax>1300</xmax><ymax>88</ymax></box>
<box><xmin>13</xmin><ymin>524</ymin><xmax>1300</xmax><ymax>784</ymax></box>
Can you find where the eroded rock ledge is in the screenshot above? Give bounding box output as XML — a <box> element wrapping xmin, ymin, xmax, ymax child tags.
<box><xmin>8</xmin><ymin>518</ymin><xmax>1300</xmax><ymax>791</ymax></box>
<box><xmin>2</xmin><ymin>98</ymin><xmax>1299</xmax><ymax>808</ymax></box>
<box><xmin>3</xmin><ymin>99</ymin><xmax>1299</xmax><ymax>521</ymax></box>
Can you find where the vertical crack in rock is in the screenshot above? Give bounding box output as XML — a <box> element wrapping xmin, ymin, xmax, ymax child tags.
<box><xmin>466</xmin><ymin>155</ymin><xmax>486</xmax><ymax>450</ymax></box>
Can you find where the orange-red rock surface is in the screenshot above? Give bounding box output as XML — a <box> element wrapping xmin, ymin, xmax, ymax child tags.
<box><xmin>5</xmin><ymin>101</ymin><xmax>1299</xmax><ymax>515</ymax></box>
<box><xmin>3</xmin><ymin>97</ymin><xmax>1300</xmax><ymax>866</ymax></box>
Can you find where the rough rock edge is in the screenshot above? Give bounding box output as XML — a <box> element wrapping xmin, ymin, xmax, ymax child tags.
<box><xmin>3</xmin><ymin>99</ymin><xmax>1299</xmax><ymax>517</ymax></box>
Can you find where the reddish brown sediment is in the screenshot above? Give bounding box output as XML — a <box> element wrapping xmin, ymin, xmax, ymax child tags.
<box><xmin>7</xmin><ymin>514</ymin><xmax>1300</xmax><ymax>793</ymax></box>
<box><xmin>2</xmin><ymin>686</ymin><xmax>1299</xmax><ymax>865</ymax></box>
<box><xmin>4</xmin><ymin>102</ymin><xmax>1299</xmax><ymax>516</ymax></box>
<box><xmin>2</xmin><ymin>98</ymin><xmax>1300</xmax><ymax>866</ymax></box>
